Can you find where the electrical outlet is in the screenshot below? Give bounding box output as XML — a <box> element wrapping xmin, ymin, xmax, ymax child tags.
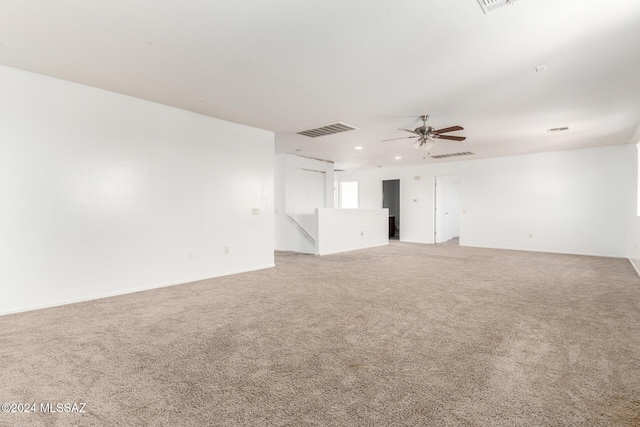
<box><xmin>224</xmin><ymin>247</ymin><xmax>229</xmax><ymax>255</ymax></box>
<box><xmin>361</xmin><ymin>231</ymin><xmax>364</xmax><ymax>236</ymax></box>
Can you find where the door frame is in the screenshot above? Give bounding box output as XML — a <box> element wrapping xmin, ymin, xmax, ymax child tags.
<box><xmin>382</xmin><ymin>179</ymin><xmax>401</xmax><ymax>240</ymax></box>
<box><xmin>434</xmin><ymin>175</ymin><xmax>461</xmax><ymax>244</ymax></box>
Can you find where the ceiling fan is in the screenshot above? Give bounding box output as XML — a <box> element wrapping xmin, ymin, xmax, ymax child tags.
<box><xmin>382</xmin><ymin>115</ymin><xmax>466</xmax><ymax>151</ymax></box>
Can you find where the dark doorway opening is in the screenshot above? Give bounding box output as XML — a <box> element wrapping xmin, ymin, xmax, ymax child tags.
<box><xmin>382</xmin><ymin>179</ymin><xmax>400</xmax><ymax>240</ymax></box>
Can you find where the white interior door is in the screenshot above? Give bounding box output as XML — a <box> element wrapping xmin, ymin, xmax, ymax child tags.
<box><xmin>435</xmin><ymin>175</ymin><xmax>460</xmax><ymax>243</ymax></box>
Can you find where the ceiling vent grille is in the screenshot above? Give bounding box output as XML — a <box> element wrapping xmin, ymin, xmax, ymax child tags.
<box><xmin>297</xmin><ymin>122</ymin><xmax>358</xmax><ymax>138</ymax></box>
<box><xmin>547</xmin><ymin>126</ymin><xmax>569</xmax><ymax>133</ymax></box>
<box><xmin>477</xmin><ymin>0</ymin><xmax>517</xmax><ymax>13</ymax></box>
<box><xmin>431</xmin><ymin>151</ymin><xmax>476</xmax><ymax>159</ymax></box>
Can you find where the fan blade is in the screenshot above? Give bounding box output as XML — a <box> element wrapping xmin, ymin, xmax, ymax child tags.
<box><xmin>433</xmin><ymin>125</ymin><xmax>463</xmax><ymax>134</ymax></box>
<box><xmin>381</xmin><ymin>136</ymin><xmax>419</xmax><ymax>142</ymax></box>
<box><xmin>436</xmin><ymin>135</ymin><xmax>466</xmax><ymax>141</ymax></box>
<box><xmin>399</xmin><ymin>128</ymin><xmax>419</xmax><ymax>135</ymax></box>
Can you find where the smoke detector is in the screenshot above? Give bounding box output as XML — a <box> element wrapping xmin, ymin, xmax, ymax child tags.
<box><xmin>477</xmin><ymin>0</ymin><xmax>518</xmax><ymax>13</ymax></box>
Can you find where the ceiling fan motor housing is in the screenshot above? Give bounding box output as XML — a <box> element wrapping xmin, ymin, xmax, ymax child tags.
<box><xmin>415</xmin><ymin>125</ymin><xmax>436</xmax><ymax>139</ymax></box>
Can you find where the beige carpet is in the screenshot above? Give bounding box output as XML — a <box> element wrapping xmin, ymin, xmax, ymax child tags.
<box><xmin>1</xmin><ymin>242</ymin><xmax>639</xmax><ymax>426</ymax></box>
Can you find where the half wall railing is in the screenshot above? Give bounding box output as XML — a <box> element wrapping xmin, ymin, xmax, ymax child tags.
<box><xmin>286</xmin><ymin>215</ymin><xmax>316</xmax><ymax>246</ymax></box>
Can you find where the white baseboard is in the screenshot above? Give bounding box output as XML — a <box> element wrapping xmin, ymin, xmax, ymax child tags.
<box><xmin>628</xmin><ymin>258</ymin><xmax>640</xmax><ymax>278</ymax></box>
<box><xmin>459</xmin><ymin>243</ymin><xmax>626</xmax><ymax>259</ymax></box>
<box><xmin>0</xmin><ymin>263</ymin><xmax>275</xmax><ymax>317</ymax></box>
<box><xmin>399</xmin><ymin>239</ymin><xmax>434</xmax><ymax>245</ymax></box>
<box><xmin>317</xmin><ymin>242</ymin><xmax>388</xmax><ymax>256</ymax></box>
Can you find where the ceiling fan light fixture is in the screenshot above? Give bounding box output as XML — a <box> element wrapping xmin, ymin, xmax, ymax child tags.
<box><xmin>422</xmin><ymin>140</ymin><xmax>436</xmax><ymax>151</ymax></box>
<box><xmin>383</xmin><ymin>114</ymin><xmax>464</xmax><ymax>150</ymax></box>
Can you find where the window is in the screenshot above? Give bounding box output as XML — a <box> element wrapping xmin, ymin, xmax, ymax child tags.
<box><xmin>340</xmin><ymin>181</ymin><xmax>358</xmax><ymax>209</ymax></box>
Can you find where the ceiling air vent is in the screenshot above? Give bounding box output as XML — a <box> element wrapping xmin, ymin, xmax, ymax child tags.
<box><xmin>547</xmin><ymin>127</ymin><xmax>569</xmax><ymax>133</ymax></box>
<box><xmin>431</xmin><ymin>151</ymin><xmax>476</xmax><ymax>159</ymax></box>
<box><xmin>477</xmin><ymin>0</ymin><xmax>517</xmax><ymax>13</ymax></box>
<box><xmin>297</xmin><ymin>122</ymin><xmax>358</xmax><ymax>138</ymax></box>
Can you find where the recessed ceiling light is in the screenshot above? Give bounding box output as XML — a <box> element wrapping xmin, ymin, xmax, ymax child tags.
<box><xmin>395</xmin><ymin>156</ymin><xmax>402</xmax><ymax>160</ymax></box>
<box><xmin>535</xmin><ymin>65</ymin><xmax>547</xmax><ymax>72</ymax></box>
<box><xmin>355</xmin><ymin>146</ymin><xmax>363</xmax><ymax>150</ymax></box>
<box><xmin>547</xmin><ymin>126</ymin><xmax>569</xmax><ymax>133</ymax></box>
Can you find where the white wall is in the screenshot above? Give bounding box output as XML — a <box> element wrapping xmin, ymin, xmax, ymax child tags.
<box><xmin>274</xmin><ymin>154</ymin><xmax>288</xmax><ymax>250</ymax></box>
<box><xmin>316</xmin><ymin>208</ymin><xmax>388</xmax><ymax>255</ymax></box>
<box><xmin>274</xmin><ymin>154</ymin><xmax>334</xmax><ymax>253</ymax></box>
<box><xmin>0</xmin><ymin>65</ymin><xmax>274</xmax><ymax>315</ymax></box>
<box><xmin>626</xmin><ymin>123</ymin><xmax>640</xmax><ymax>273</ymax></box>
<box><xmin>337</xmin><ymin>145</ymin><xmax>629</xmax><ymax>257</ymax></box>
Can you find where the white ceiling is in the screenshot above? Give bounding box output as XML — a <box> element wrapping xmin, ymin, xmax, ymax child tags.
<box><xmin>1</xmin><ymin>0</ymin><xmax>639</xmax><ymax>169</ymax></box>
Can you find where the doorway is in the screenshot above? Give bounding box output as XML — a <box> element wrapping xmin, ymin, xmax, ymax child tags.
<box><xmin>382</xmin><ymin>179</ymin><xmax>400</xmax><ymax>240</ymax></box>
<box><xmin>290</xmin><ymin>168</ymin><xmax>326</xmax><ymax>253</ymax></box>
<box><xmin>434</xmin><ymin>175</ymin><xmax>460</xmax><ymax>244</ymax></box>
